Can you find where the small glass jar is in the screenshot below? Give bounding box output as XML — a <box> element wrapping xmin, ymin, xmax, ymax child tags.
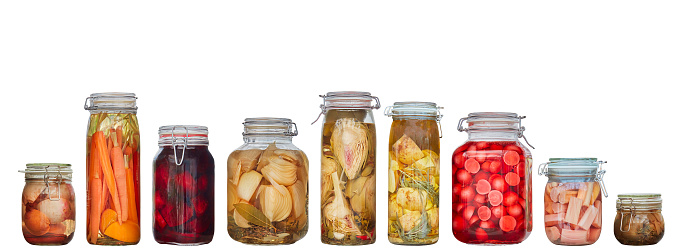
<box><xmin>316</xmin><ymin>91</ymin><xmax>380</xmax><ymax>245</ymax></box>
<box><xmin>84</xmin><ymin>92</ymin><xmax>140</xmax><ymax>245</ymax></box>
<box><xmin>20</xmin><ymin>163</ymin><xmax>75</xmax><ymax>245</ymax></box>
<box><xmin>614</xmin><ymin>194</ymin><xmax>664</xmax><ymax>245</ymax></box>
<box><xmin>538</xmin><ymin>158</ymin><xmax>607</xmax><ymax>245</ymax></box>
<box><xmin>451</xmin><ymin>112</ymin><xmax>534</xmax><ymax>244</ymax></box>
<box><xmin>385</xmin><ymin>102</ymin><xmax>442</xmax><ymax>245</ymax></box>
<box><xmin>153</xmin><ymin>125</ymin><xmax>215</xmax><ymax>245</ymax></box>
<box><xmin>227</xmin><ymin>118</ymin><xmax>308</xmax><ymax>244</ymax></box>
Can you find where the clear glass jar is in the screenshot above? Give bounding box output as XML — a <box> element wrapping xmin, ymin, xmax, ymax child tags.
<box><xmin>451</xmin><ymin>112</ymin><xmax>533</xmax><ymax>244</ymax></box>
<box><xmin>153</xmin><ymin>126</ymin><xmax>214</xmax><ymax>245</ymax></box>
<box><xmin>317</xmin><ymin>91</ymin><xmax>380</xmax><ymax>245</ymax></box>
<box><xmin>84</xmin><ymin>92</ymin><xmax>140</xmax><ymax>245</ymax></box>
<box><xmin>385</xmin><ymin>102</ymin><xmax>442</xmax><ymax>245</ymax></box>
<box><xmin>538</xmin><ymin>158</ymin><xmax>607</xmax><ymax>245</ymax></box>
<box><xmin>614</xmin><ymin>194</ymin><xmax>664</xmax><ymax>245</ymax></box>
<box><xmin>20</xmin><ymin>163</ymin><xmax>75</xmax><ymax>245</ymax></box>
<box><xmin>227</xmin><ymin>118</ymin><xmax>308</xmax><ymax>244</ymax></box>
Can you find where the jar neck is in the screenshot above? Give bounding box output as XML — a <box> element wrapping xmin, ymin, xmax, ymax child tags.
<box><xmin>244</xmin><ymin>135</ymin><xmax>294</xmax><ymax>144</ymax></box>
<box><xmin>25</xmin><ymin>178</ymin><xmax>72</xmax><ymax>183</ymax></box>
<box><xmin>467</xmin><ymin>130</ymin><xmax>519</xmax><ymax>141</ymax></box>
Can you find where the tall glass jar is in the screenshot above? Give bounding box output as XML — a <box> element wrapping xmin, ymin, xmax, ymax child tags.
<box><xmin>451</xmin><ymin>112</ymin><xmax>533</xmax><ymax>244</ymax></box>
<box><xmin>84</xmin><ymin>92</ymin><xmax>140</xmax><ymax>245</ymax></box>
<box><xmin>317</xmin><ymin>91</ymin><xmax>379</xmax><ymax>245</ymax></box>
<box><xmin>385</xmin><ymin>102</ymin><xmax>442</xmax><ymax>245</ymax></box>
<box><xmin>153</xmin><ymin>126</ymin><xmax>214</xmax><ymax>245</ymax></box>
<box><xmin>538</xmin><ymin>158</ymin><xmax>607</xmax><ymax>245</ymax></box>
<box><xmin>227</xmin><ymin>118</ymin><xmax>308</xmax><ymax>244</ymax></box>
<box><xmin>20</xmin><ymin>163</ymin><xmax>75</xmax><ymax>245</ymax></box>
<box><xmin>614</xmin><ymin>194</ymin><xmax>664</xmax><ymax>245</ymax></box>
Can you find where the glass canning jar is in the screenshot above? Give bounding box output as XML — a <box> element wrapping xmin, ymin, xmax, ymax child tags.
<box><xmin>227</xmin><ymin>118</ymin><xmax>308</xmax><ymax>244</ymax></box>
<box><xmin>84</xmin><ymin>92</ymin><xmax>140</xmax><ymax>245</ymax></box>
<box><xmin>20</xmin><ymin>163</ymin><xmax>75</xmax><ymax>245</ymax></box>
<box><xmin>614</xmin><ymin>194</ymin><xmax>664</xmax><ymax>245</ymax></box>
<box><xmin>538</xmin><ymin>158</ymin><xmax>607</xmax><ymax>245</ymax></box>
<box><xmin>451</xmin><ymin>112</ymin><xmax>534</xmax><ymax>244</ymax></box>
<box><xmin>316</xmin><ymin>91</ymin><xmax>380</xmax><ymax>245</ymax></box>
<box><xmin>385</xmin><ymin>102</ymin><xmax>442</xmax><ymax>245</ymax></box>
<box><xmin>153</xmin><ymin>125</ymin><xmax>215</xmax><ymax>245</ymax></box>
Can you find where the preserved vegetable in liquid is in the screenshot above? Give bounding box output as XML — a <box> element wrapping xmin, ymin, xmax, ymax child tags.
<box><xmin>544</xmin><ymin>182</ymin><xmax>602</xmax><ymax>245</ymax></box>
<box><xmin>321</xmin><ymin>110</ymin><xmax>376</xmax><ymax>245</ymax></box>
<box><xmin>388</xmin><ymin>119</ymin><xmax>439</xmax><ymax>245</ymax></box>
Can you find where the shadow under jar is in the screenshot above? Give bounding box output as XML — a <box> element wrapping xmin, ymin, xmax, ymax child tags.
<box><xmin>539</xmin><ymin>158</ymin><xmax>607</xmax><ymax>245</ymax></box>
<box><xmin>227</xmin><ymin>118</ymin><xmax>308</xmax><ymax>245</ymax></box>
<box><xmin>84</xmin><ymin>92</ymin><xmax>140</xmax><ymax>245</ymax></box>
<box><xmin>451</xmin><ymin>112</ymin><xmax>534</xmax><ymax>244</ymax></box>
<box><xmin>153</xmin><ymin>125</ymin><xmax>214</xmax><ymax>245</ymax></box>
<box><xmin>20</xmin><ymin>164</ymin><xmax>75</xmax><ymax>245</ymax></box>
<box><xmin>614</xmin><ymin>194</ymin><xmax>664</xmax><ymax>245</ymax></box>
<box><xmin>317</xmin><ymin>91</ymin><xmax>380</xmax><ymax>245</ymax></box>
<box><xmin>385</xmin><ymin>102</ymin><xmax>442</xmax><ymax>245</ymax></box>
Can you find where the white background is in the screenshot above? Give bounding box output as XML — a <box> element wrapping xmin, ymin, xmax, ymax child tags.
<box><xmin>1</xmin><ymin>1</ymin><xmax>686</xmax><ymax>252</ymax></box>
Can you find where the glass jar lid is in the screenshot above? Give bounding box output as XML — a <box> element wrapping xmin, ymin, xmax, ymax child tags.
<box><xmin>457</xmin><ymin>112</ymin><xmax>534</xmax><ymax>148</ymax></box>
<box><xmin>312</xmin><ymin>91</ymin><xmax>380</xmax><ymax>124</ymax></box>
<box><xmin>243</xmin><ymin>117</ymin><xmax>298</xmax><ymax>136</ymax></box>
<box><xmin>617</xmin><ymin>193</ymin><xmax>662</xmax><ymax>210</ymax></box>
<box><xmin>84</xmin><ymin>92</ymin><xmax>138</xmax><ymax>112</ymax></box>
<box><xmin>19</xmin><ymin>163</ymin><xmax>73</xmax><ymax>181</ymax></box>
<box><xmin>539</xmin><ymin>158</ymin><xmax>608</xmax><ymax>198</ymax></box>
<box><xmin>158</xmin><ymin>125</ymin><xmax>209</xmax><ymax>146</ymax></box>
<box><xmin>384</xmin><ymin>102</ymin><xmax>442</xmax><ymax>119</ymax></box>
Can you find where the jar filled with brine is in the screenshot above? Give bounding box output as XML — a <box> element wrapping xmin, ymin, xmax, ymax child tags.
<box><xmin>227</xmin><ymin>118</ymin><xmax>308</xmax><ymax>244</ymax></box>
<box><xmin>452</xmin><ymin>112</ymin><xmax>533</xmax><ymax>244</ymax></box>
<box><xmin>614</xmin><ymin>194</ymin><xmax>664</xmax><ymax>245</ymax></box>
<box><xmin>84</xmin><ymin>92</ymin><xmax>140</xmax><ymax>245</ymax></box>
<box><xmin>539</xmin><ymin>158</ymin><xmax>607</xmax><ymax>245</ymax></box>
<box><xmin>316</xmin><ymin>91</ymin><xmax>380</xmax><ymax>245</ymax></box>
<box><xmin>154</xmin><ymin>125</ymin><xmax>214</xmax><ymax>245</ymax></box>
<box><xmin>385</xmin><ymin>102</ymin><xmax>442</xmax><ymax>245</ymax></box>
<box><xmin>20</xmin><ymin>163</ymin><xmax>75</xmax><ymax>245</ymax></box>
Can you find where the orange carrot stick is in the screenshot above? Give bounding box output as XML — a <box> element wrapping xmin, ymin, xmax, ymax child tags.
<box><xmin>126</xmin><ymin>168</ymin><xmax>138</xmax><ymax>222</ymax></box>
<box><xmin>116</xmin><ymin>126</ymin><xmax>123</xmax><ymax>148</ymax></box>
<box><xmin>88</xmin><ymin>136</ymin><xmax>102</xmax><ymax>243</ymax></box>
<box><xmin>101</xmin><ymin>178</ymin><xmax>109</xmax><ymax>212</ymax></box>
<box><xmin>111</xmin><ymin>133</ymin><xmax>129</xmax><ymax>222</ymax></box>
<box><xmin>94</xmin><ymin>131</ymin><xmax>122</xmax><ymax>224</ymax></box>
<box><xmin>124</xmin><ymin>146</ymin><xmax>133</xmax><ymax>156</ymax></box>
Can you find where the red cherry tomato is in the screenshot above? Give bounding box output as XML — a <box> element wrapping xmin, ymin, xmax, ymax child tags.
<box><xmin>469</xmin><ymin>215</ymin><xmax>481</xmax><ymax>226</ymax></box>
<box><xmin>516</xmin><ymin>161</ymin><xmax>526</xmax><ymax>177</ymax></box>
<box><xmin>476</xmin><ymin>151</ymin><xmax>487</xmax><ymax>163</ymax></box>
<box><xmin>460</xmin><ymin>186</ymin><xmax>476</xmax><ymax>203</ymax></box>
<box><xmin>474</xmin><ymin>171</ymin><xmax>490</xmax><ymax>183</ymax></box>
<box><xmin>491</xmin><ymin>176</ymin><xmax>507</xmax><ymax>192</ymax></box>
<box><xmin>475</xmin><ymin>228</ymin><xmax>489</xmax><ymax>240</ymax></box>
<box><xmin>465</xmin><ymin>158</ymin><xmax>480</xmax><ymax>173</ymax></box>
<box><xmin>503</xmin><ymin>151</ymin><xmax>520</xmax><ymax>166</ymax></box>
<box><xmin>488</xmin><ymin>190</ymin><xmax>503</xmax><ymax>206</ymax></box>
<box><xmin>499</xmin><ymin>215</ymin><xmax>517</xmax><ymax>232</ymax></box>
<box><xmin>456</xmin><ymin>143</ymin><xmax>470</xmax><ymax>153</ymax></box>
<box><xmin>519</xmin><ymin>197</ymin><xmax>526</xmax><ymax>209</ymax></box>
<box><xmin>476</xmin><ymin>179</ymin><xmax>491</xmax><ymax>195</ymax></box>
<box><xmin>474</xmin><ymin>194</ymin><xmax>486</xmax><ymax>204</ymax></box>
<box><xmin>455</xmin><ymin>169</ymin><xmax>472</xmax><ymax>186</ymax></box>
<box><xmin>481</xmin><ymin>161</ymin><xmax>491</xmax><ymax>172</ymax></box>
<box><xmin>454</xmin><ymin>203</ymin><xmax>466</xmax><ymax>213</ymax></box>
<box><xmin>479</xmin><ymin>220</ymin><xmax>496</xmax><ymax>230</ymax></box>
<box><xmin>489</xmin><ymin>161</ymin><xmax>502</xmax><ymax>174</ymax></box>
<box><xmin>453</xmin><ymin>183</ymin><xmax>462</xmax><ymax>196</ymax></box>
<box><xmin>508</xmin><ymin>204</ymin><xmax>522</xmax><ymax>217</ymax></box>
<box><xmin>463</xmin><ymin>205</ymin><xmax>476</xmax><ymax>220</ymax></box>
<box><xmin>478</xmin><ymin>206</ymin><xmax>491</xmax><ymax>221</ymax></box>
<box><xmin>491</xmin><ymin>205</ymin><xmax>505</xmax><ymax>220</ymax></box>
<box><xmin>476</xmin><ymin>141</ymin><xmax>489</xmax><ymax>149</ymax></box>
<box><xmin>504</xmin><ymin>172</ymin><xmax>520</xmax><ymax>186</ymax></box>
<box><xmin>466</xmin><ymin>145</ymin><xmax>478</xmax><ymax>157</ymax></box>
<box><xmin>503</xmin><ymin>191</ymin><xmax>519</xmax><ymax>207</ymax></box>
<box><xmin>488</xmin><ymin>173</ymin><xmax>501</xmax><ymax>183</ymax></box>
<box><xmin>453</xmin><ymin>217</ymin><xmax>467</xmax><ymax>231</ymax></box>
<box><xmin>504</xmin><ymin>145</ymin><xmax>523</xmax><ymax>154</ymax></box>
<box><xmin>489</xmin><ymin>144</ymin><xmax>504</xmax><ymax>151</ymax></box>
<box><xmin>453</xmin><ymin>152</ymin><xmax>466</xmax><ymax>169</ymax></box>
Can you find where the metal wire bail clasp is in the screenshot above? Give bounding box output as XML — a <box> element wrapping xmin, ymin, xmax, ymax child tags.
<box><xmin>44</xmin><ymin>165</ymin><xmax>63</xmax><ymax>201</ymax></box>
<box><xmin>286</xmin><ymin>121</ymin><xmax>299</xmax><ymax>136</ymax></box>
<box><xmin>84</xmin><ymin>96</ymin><xmax>95</xmax><ymax>110</ymax></box>
<box><xmin>172</xmin><ymin>125</ymin><xmax>189</xmax><ymax>166</ymax></box>
<box><xmin>538</xmin><ymin>162</ymin><xmax>551</xmax><ymax>176</ymax></box>
<box><xmin>596</xmin><ymin>160</ymin><xmax>608</xmax><ymax>198</ymax></box>
<box><xmin>311</xmin><ymin>94</ymin><xmax>328</xmax><ymax>125</ymax></box>
<box><xmin>516</xmin><ymin>116</ymin><xmax>535</xmax><ymax>149</ymax></box>
<box><xmin>619</xmin><ymin>197</ymin><xmax>636</xmax><ymax>232</ymax></box>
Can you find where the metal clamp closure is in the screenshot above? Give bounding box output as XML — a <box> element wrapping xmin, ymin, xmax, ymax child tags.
<box><xmin>286</xmin><ymin>121</ymin><xmax>299</xmax><ymax>136</ymax></box>
<box><xmin>311</xmin><ymin>94</ymin><xmax>380</xmax><ymax>125</ymax></box>
<box><xmin>619</xmin><ymin>198</ymin><xmax>636</xmax><ymax>232</ymax></box>
<box><xmin>44</xmin><ymin>166</ymin><xmax>63</xmax><ymax>201</ymax></box>
<box><xmin>458</xmin><ymin>115</ymin><xmax>534</xmax><ymax>149</ymax></box>
<box><xmin>172</xmin><ymin>126</ymin><xmax>189</xmax><ymax>166</ymax></box>
<box><xmin>596</xmin><ymin>161</ymin><xmax>608</xmax><ymax>198</ymax></box>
